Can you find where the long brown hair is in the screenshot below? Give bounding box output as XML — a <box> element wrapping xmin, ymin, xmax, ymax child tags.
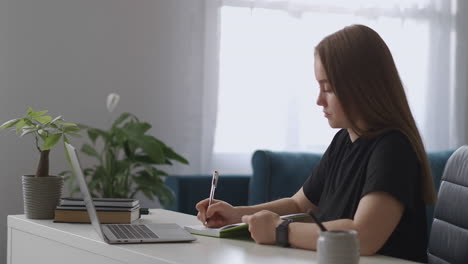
<box><xmin>315</xmin><ymin>24</ymin><xmax>436</xmax><ymax>205</ymax></box>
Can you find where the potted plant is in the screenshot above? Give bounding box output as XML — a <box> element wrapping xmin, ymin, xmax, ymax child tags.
<box><xmin>0</xmin><ymin>108</ymin><xmax>81</xmax><ymax>219</ymax></box>
<box><xmin>62</xmin><ymin>93</ymin><xmax>188</xmax><ymax>206</ymax></box>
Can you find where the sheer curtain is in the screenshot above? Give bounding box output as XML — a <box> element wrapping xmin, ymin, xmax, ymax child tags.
<box><xmin>202</xmin><ymin>0</ymin><xmax>467</xmax><ymax>174</ymax></box>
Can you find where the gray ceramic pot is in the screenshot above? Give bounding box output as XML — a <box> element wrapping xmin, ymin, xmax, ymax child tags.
<box><xmin>22</xmin><ymin>175</ymin><xmax>64</xmax><ymax>219</ymax></box>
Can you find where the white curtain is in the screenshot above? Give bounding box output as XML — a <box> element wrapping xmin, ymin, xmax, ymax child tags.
<box><xmin>202</xmin><ymin>0</ymin><xmax>468</xmax><ymax>174</ymax></box>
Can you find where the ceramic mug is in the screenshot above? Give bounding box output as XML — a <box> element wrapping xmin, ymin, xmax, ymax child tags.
<box><xmin>317</xmin><ymin>230</ymin><xmax>359</xmax><ymax>264</ymax></box>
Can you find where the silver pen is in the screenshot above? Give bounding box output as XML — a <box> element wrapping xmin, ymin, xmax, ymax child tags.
<box><xmin>208</xmin><ymin>170</ymin><xmax>219</xmax><ymax>207</ymax></box>
<box><xmin>205</xmin><ymin>170</ymin><xmax>219</xmax><ymax>224</ymax></box>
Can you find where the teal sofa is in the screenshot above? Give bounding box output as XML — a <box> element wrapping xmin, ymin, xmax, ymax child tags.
<box><xmin>165</xmin><ymin>150</ymin><xmax>454</xmax><ymax>231</ymax></box>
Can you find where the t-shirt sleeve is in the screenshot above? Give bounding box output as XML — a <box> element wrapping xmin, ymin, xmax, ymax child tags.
<box><xmin>302</xmin><ymin>155</ymin><xmax>327</xmax><ymax>206</ymax></box>
<box><xmin>362</xmin><ymin>132</ymin><xmax>420</xmax><ymax>208</ymax></box>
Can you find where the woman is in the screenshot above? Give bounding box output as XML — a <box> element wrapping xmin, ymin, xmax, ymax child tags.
<box><xmin>196</xmin><ymin>25</ymin><xmax>434</xmax><ymax>263</ymax></box>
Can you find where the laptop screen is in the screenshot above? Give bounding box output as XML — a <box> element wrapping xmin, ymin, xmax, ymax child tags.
<box><xmin>65</xmin><ymin>142</ymin><xmax>106</xmax><ymax>239</ymax></box>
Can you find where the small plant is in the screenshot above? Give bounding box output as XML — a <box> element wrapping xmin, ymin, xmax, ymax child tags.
<box><xmin>63</xmin><ymin>94</ymin><xmax>188</xmax><ymax>206</ymax></box>
<box><xmin>0</xmin><ymin>108</ymin><xmax>80</xmax><ymax>177</ymax></box>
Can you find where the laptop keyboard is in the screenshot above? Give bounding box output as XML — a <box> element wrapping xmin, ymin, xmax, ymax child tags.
<box><xmin>107</xmin><ymin>224</ymin><xmax>159</xmax><ymax>240</ymax></box>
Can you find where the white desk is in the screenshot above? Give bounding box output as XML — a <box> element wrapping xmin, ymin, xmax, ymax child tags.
<box><xmin>7</xmin><ymin>209</ymin><xmax>418</xmax><ymax>264</ymax></box>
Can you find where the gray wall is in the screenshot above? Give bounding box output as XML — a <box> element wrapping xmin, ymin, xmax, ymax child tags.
<box><xmin>0</xmin><ymin>0</ymin><xmax>206</xmax><ymax>262</ymax></box>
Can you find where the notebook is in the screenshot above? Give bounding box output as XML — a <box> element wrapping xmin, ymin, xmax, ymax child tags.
<box><xmin>185</xmin><ymin>213</ymin><xmax>311</xmax><ymax>238</ymax></box>
<box><xmin>64</xmin><ymin>142</ymin><xmax>196</xmax><ymax>244</ymax></box>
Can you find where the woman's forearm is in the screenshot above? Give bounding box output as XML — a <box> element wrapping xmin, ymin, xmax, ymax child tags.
<box><xmin>289</xmin><ymin>219</ymin><xmax>380</xmax><ymax>256</ymax></box>
<box><xmin>236</xmin><ymin>198</ymin><xmax>304</xmax><ymax>217</ymax></box>
<box><xmin>289</xmin><ymin>219</ymin><xmax>355</xmax><ymax>250</ymax></box>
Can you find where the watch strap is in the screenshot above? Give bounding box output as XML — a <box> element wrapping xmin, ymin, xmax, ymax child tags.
<box><xmin>276</xmin><ymin>218</ymin><xmax>293</xmax><ymax>247</ymax></box>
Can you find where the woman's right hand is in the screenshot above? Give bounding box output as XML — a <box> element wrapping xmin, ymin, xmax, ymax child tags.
<box><xmin>195</xmin><ymin>198</ymin><xmax>242</xmax><ymax>228</ymax></box>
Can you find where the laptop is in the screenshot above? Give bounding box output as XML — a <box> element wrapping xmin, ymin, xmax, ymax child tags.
<box><xmin>64</xmin><ymin>142</ymin><xmax>196</xmax><ymax>244</ymax></box>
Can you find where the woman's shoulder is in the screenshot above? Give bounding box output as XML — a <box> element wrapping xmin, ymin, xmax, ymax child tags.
<box><xmin>374</xmin><ymin>129</ymin><xmax>411</xmax><ymax>146</ymax></box>
<box><xmin>371</xmin><ymin>129</ymin><xmax>417</xmax><ymax>159</ymax></box>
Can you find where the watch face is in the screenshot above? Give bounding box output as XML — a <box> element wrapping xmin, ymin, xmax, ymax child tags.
<box><xmin>276</xmin><ymin>219</ymin><xmax>292</xmax><ymax>247</ymax></box>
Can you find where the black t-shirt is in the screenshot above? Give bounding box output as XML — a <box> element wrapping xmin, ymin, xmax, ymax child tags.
<box><xmin>303</xmin><ymin>129</ymin><xmax>428</xmax><ymax>263</ymax></box>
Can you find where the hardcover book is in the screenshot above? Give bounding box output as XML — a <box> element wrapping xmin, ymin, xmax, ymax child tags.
<box><xmin>54</xmin><ymin>206</ymin><xmax>140</xmax><ymax>224</ymax></box>
<box><xmin>56</xmin><ymin>204</ymin><xmax>140</xmax><ymax>211</ymax></box>
<box><xmin>59</xmin><ymin>197</ymin><xmax>139</xmax><ymax>208</ymax></box>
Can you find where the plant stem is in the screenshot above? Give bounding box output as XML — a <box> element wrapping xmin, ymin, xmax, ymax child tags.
<box><xmin>35</xmin><ymin>150</ymin><xmax>50</xmax><ymax>177</ymax></box>
<box><xmin>34</xmin><ymin>135</ymin><xmax>41</xmax><ymax>153</ymax></box>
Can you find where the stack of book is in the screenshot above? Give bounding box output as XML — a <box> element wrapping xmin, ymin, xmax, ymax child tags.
<box><xmin>54</xmin><ymin>198</ymin><xmax>141</xmax><ymax>224</ymax></box>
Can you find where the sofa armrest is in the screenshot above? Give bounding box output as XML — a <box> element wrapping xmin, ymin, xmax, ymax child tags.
<box><xmin>165</xmin><ymin>174</ymin><xmax>251</xmax><ymax>215</ymax></box>
<box><xmin>249</xmin><ymin>150</ymin><xmax>323</xmax><ymax>205</ymax></box>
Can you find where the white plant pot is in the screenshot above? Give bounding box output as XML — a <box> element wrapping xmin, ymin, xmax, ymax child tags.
<box><xmin>22</xmin><ymin>175</ymin><xmax>64</xmax><ymax>219</ymax></box>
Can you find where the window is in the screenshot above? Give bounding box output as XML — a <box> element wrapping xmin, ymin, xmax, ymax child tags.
<box><xmin>212</xmin><ymin>0</ymin><xmax>454</xmax><ymax>173</ymax></box>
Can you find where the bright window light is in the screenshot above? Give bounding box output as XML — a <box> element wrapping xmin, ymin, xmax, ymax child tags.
<box><xmin>214</xmin><ymin>5</ymin><xmax>430</xmax><ymax>158</ymax></box>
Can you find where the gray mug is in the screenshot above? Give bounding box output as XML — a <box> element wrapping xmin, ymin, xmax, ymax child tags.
<box><xmin>317</xmin><ymin>230</ymin><xmax>360</xmax><ymax>264</ymax></box>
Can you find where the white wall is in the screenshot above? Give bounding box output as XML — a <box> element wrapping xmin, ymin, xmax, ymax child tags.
<box><xmin>0</xmin><ymin>0</ymin><xmax>206</xmax><ymax>262</ymax></box>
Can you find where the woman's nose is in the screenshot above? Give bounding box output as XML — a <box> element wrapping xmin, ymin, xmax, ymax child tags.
<box><xmin>316</xmin><ymin>92</ymin><xmax>325</xmax><ymax>106</ymax></box>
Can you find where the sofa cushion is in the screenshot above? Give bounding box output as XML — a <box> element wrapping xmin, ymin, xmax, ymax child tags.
<box><xmin>249</xmin><ymin>150</ymin><xmax>322</xmax><ymax>205</ymax></box>
<box><xmin>166</xmin><ymin>174</ymin><xmax>250</xmax><ymax>215</ymax></box>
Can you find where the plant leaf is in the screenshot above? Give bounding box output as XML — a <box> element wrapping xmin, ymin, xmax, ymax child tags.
<box><xmin>42</xmin><ymin>133</ymin><xmax>62</xmax><ymax>150</ymax></box>
<box><xmin>39</xmin><ymin>132</ymin><xmax>47</xmax><ymax>141</ymax></box>
<box><xmin>154</xmin><ymin>168</ymin><xmax>169</xmax><ymax>177</ymax></box>
<box><xmin>15</xmin><ymin>119</ymin><xmax>27</xmax><ymax>133</ymax></box>
<box><xmin>87</xmin><ymin>129</ymin><xmax>99</xmax><ymax>143</ymax></box>
<box><xmin>48</xmin><ymin>115</ymin><xmax>62</xmax><ymax>124</ymax></box>
<box><xmin>34</xmin><ymin>115</ymin><xmax>53</xmax><ymax>124</ymax></box>
<box><xmin>60</xmin><ymin>122</ymin><xmax>77</xmax><ymax>126</ymax></box>
<box><xmin>154</xmin><ymin>184</ymin><xmax>175</xmax><ymax>206</ymax></box>
<box><xmin>135</xmin><ymin>136</ymin><xmax>166</xmax><ymax>164</ymax></box>
<box><xmin>63</xmin><ymin>126</ymin><xmax>81</xmax><ymax>133</ymax></box>
<box><xmin>27</xmin><ymin>107</ymin><xmax>34</xmax><ymax>117</ymax></box>
<box><xmin>0</xmin><ymin>118</ymin><xmax>20</xmax><ymax>130</ymax></box>
<box><xmin>20</xmin><ymin>128</ymin><xmax>37</xmax><ymax>137</ymax></box>
<box><xmin>87</xmin><ymin>128</ymin><xmax>108</xmax><ymax>144</ymax></box>
<box><xmin>66</xmin><ymin>133</ymin><xmax>82</xmax><ymax>138</ymax></box>
<box><xmin>37</xmin><ymin>128</ymin><xmax>48</xmax><ymax>136</ymax></box>
<box><xmin>120</xmin><ymin>124</ymin><xmax>165</xmax><ymax>163</ymax></box>
<box><xmin>81</xmin><ymin>144</ymin><xmax>100</xmax><ymax>159</ymax></box>
<box><xmin>29</xmin><ymin>109</ymin><xmax>48</xmax><ymax>118</ymax></box>
<box><xmin>163</xmin><ymin>146</ymin><xmax>189</xmax><ymax>164</ymax></box>
<box><xmin>134</xmin><ymin>155</ymin><xmax>153</xmax><ymax>164</ymax></box>
<box><xmin>122</xmin><ymin>121</ymin><xmax>151</xmax><ymax>136</ymax></box>
<box><xmin>112</xmin><ymin>112</ymin><xmax>131</xmax><ymax>128</ymax></box>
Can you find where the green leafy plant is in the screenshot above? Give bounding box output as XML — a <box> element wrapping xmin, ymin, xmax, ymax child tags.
<box><xmin>0</xmin><ymin>108</ymin><xmax>80</xmax><ymax>177</ymax></box>
<box><xmin>63</xmin><ymin>95</ymin><xmax>188</xmax><ymax>206</ymax></box>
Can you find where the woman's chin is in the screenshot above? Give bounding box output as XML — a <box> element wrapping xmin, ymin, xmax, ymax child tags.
<box><xmin>327</xmin><ymin>120</ymin><xmax>337</xmax><ymax>128</ymax></box>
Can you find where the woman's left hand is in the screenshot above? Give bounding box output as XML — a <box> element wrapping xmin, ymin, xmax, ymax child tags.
<box><xmin>241</xmin><ymin>210</ymin><xmax>283</xmax><ymax>244</ymax></box>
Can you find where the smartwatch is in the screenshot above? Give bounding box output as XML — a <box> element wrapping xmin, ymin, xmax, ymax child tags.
<box><xmin>276</xmin><ymin>218</ymin><xmax>293</xmax><ymax>247</ymax></box>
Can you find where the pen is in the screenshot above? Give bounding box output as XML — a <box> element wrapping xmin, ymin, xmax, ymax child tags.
<box><xmin>206</xmin><ymin>170</ymin><xmax>219</xmax><ymax>223</ymax></box>
<box><xmin>208</xmin><ymin>170</ymin><xmax>219</xmax><ymax>207</ymax></box>
<box><xmin>307</xmin><ymin>208</ymin><xmax>327</xmax><ymax>232</ymax></box>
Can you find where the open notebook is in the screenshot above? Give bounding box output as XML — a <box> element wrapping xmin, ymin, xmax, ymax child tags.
<box><xmin>185</xmin><ymin>213</ymin><xmax>311</xmax><ymax>238</ymax></box>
